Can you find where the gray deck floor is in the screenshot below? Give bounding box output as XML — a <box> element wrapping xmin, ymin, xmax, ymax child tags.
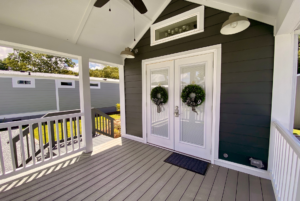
<box><xmin>0</xmin><ymin>138</ymin><xmax>275</xmax><ymax>201</ymax></box>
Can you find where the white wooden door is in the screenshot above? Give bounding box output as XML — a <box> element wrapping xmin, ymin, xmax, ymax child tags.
<box><xmin>174</xmin><ymin>54</ymin><xmax>213</xmax><ymax>160</ymax></box>
<box><xmin>146</xmin><ymin>60</ymin><xmax>174</xmax><ymax>149</ymax></box>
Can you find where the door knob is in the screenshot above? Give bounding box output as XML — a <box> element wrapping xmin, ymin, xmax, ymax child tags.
<box><xmin>174</xmin><ymin>106</ymin><xmax>180</xmax><ymax>117</ymax></box>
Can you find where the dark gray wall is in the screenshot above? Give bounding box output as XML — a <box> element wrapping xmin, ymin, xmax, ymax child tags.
<box><xmin>58</xmin><ymin>81</ymin><xmax>120</xmax><ymax>112</ymax></box>
<box><xmin>0</xmin><ymin>78</ymin><xmax>56</xmax><ymax>115</ymax></box>
<box><xmin>124</xmin><ymin>0</ymin><xmax>274</xmax><ymax>169</ymax></box>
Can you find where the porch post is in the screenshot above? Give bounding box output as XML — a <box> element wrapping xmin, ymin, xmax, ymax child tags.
<box><xmin>79</xmin><ymin>56</ymin><xmax>93</xmax><ymax>153</ymax></box>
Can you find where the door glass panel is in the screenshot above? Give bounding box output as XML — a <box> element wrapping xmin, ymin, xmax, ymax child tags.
<box><xmin>150</xmin><ymin>69</ymin><xmax>169</xmax><ymax>138</ymax></box>
<box><xmin>180</xmin><ymin>63</ymin><xmax>205</xmax><ymax>146</ymax></box>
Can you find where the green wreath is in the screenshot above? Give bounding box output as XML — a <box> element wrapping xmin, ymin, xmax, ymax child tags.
<box><xmin>151</xmin><ymin>86</ymin><xmax>168</xmax><ymax>113</ymax></box>
<box><xmin>181</xmin><ymin>84</ymin><xmax>205</xmax><ymax>114</ymax></box>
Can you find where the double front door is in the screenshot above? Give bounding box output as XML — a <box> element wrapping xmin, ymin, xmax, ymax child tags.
<box><xmin>146</xmin><ymin>53</ymin><xmax>213</xmax><ymax>160</ymax></box>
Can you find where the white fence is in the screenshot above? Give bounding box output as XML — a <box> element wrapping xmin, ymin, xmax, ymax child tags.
<box><xmin>270</xmin><ymin>121</ymin><xmax>300</xmax><ymax>201</ymax></box>
<box><xmin>0</xmin><ymin>113</ymin><xmax>85</xmax><ymax>179</ymax></box>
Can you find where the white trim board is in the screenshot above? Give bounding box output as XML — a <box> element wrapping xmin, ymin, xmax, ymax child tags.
<box><xmin>215</xmin><ymin>159</ymin><xmax>270</xmax><ymax>180</ymax></box>
<box><xmin>141</xmin><ymin>44</ymin><xmax>222</xmax><ymax>164</ymax></box>
<box><xmin>186</xmin><ymin>0</ymin><xmax>275</xmax><ymax>26</ymax></box>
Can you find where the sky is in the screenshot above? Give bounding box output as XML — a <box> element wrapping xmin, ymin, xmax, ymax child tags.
<box><xmin>0</xmin><ymin>46</ymin><xmax>105</xmax><ymax>72</ymax></box>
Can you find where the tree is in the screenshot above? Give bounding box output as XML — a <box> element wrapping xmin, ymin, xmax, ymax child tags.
<box><xmin>89</xmin><ymin>66</ymin><xmax>119</xmax><ymax>79</ymax></box>
<box><xmin>4</xmin><ymin>49</ymin><xmax>76</xmax><ymax>73</ymax></box>
<box><xmin>0</xmin><ymin>59</ymin><xmax>8</xmax><ymax>70</ymax></box>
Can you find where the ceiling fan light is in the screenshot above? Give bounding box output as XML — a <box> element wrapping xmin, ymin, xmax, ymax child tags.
<box><xmin>220</xmin><ymin>13</ymin><xmax>250</xmax><ymax>35</ymax></box>
<box><xmin>120</xmin><ymin>47</ymin><xmax>135</xmax><ymax>59</ymax></box>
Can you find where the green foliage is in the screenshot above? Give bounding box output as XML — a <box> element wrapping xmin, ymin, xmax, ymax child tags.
<box><xmin>116</xmin><ymin>103</ymin><xmax>120</xmax><ymax>111</ymax></box>
<box><xmin>0</xmin><ymin>59</ymin><xmax>8</xmax><ymax>70</ymax></box>
<box><xmin>89</xmin><ymin>66</ymin><xmax>119</xmax><ymax>79</ymax></box>
<box><xmin>3</xmin><ymin>49</ymin><xmax>76</xmax><ymax>74</ymax></box>
<box><xmin>181</xmin><ymin>84</ymin><xmax>205</xmax><ymax>107</ymax></box>
<box><xmin>150</xmin><ymin>86</ymin><xmax>168</xmax><ymax>104</ymax></box>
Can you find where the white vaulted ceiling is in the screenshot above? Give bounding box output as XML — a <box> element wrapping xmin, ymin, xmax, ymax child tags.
<box><xmin>0</xmin><ymin>0</ymin><xmax>283</xmax><ymax>56</ymax></box>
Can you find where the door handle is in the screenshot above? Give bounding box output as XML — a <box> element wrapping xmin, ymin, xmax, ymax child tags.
<box><xmin>174</xmin><ymin>106</ymin><xmax>180</xmax><ymax>117</ymax></box>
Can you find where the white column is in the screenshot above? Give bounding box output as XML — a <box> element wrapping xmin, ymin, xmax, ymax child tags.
<box><xmin>268</xmin><ymin>34</ymin><xmax>298</xmax><ymax>171</ymax></box>
<box><xmin>79</xmin><ymin>56</ymin><xmax>93</xmax><ymax>153</ymax></box>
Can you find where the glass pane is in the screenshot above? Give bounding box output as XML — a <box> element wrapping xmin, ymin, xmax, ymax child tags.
<box><xmin>180</xmin><ymin>63</ymin><xmax>205</xmax><ymax>146</ymax></box>
<box><xmin>151</xmin><ymin>69</ymin><xmax>169</xmax><ymax>138</ymax></box>
<box><xmin>155</xmin><ymin>16</ymin><xmax>197</xmax><ymax>41</ymax></box>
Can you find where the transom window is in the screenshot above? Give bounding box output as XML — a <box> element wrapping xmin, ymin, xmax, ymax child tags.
<box><xmin>90</xmin><ymin>82</ymin><xmax>101</xmax><ymax>89</ymax></box>
<box><xmin>12</xmin><ymin>77</ymin><xmax>35</xmax><ymax>88</ymax></box>
<box><xmin>57</xmin><ymin>80</ymin><xmax>75</xmax><ymax>88</ymax></box>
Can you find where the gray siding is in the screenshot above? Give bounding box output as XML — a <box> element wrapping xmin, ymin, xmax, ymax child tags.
<box><xmin>0</xmin><ymin>78</ymin><xmax>56</xmax><ymax>115</ymax></box>
<box><xmin>124</xmin><ymin>0</ymin><xmax>274</xmax><ymax>169</ymax></box>
<box><xmin>59</xmin><ymin>81</ymin><xmax>119</xmax><ymax>111</ymax></box>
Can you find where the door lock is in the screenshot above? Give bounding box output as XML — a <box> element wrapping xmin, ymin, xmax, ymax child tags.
<box><xmin>174</xmin><ymin>106</ymin><xmax>180</xmax><ymax>117</ymax></box>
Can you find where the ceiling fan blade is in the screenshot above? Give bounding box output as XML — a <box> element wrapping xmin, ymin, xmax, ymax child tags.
<box><xmin>129</xmin><ymin>0</ymin><xmax>148</xmax><ymax>14</ymax></box>
<box><xmin>94</xmin><ymin>0</ymin><xmax>110</xmax><ymax>8</ymax></box>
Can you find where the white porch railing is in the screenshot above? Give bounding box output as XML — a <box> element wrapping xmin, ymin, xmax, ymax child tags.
<box><xmin>0</xmin><ymin>113</ymin><xmax>85</xmax><ymax>180</ymax></box>
<box><xmin>270</xmin><ymin>121</ymin><xmax>300</xmax><ymax>201</ymax></box>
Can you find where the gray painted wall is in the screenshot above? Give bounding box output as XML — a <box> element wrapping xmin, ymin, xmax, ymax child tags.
<box><xmin>0</xmin><ymin>78</ymin><xmax>56</xmax><ymax>115</ymax></box>
<box><xmin>58</xmin><ymin>81</ymin><xmax>120</xmax><ymax>111</ymax></box>
<box><xmin>123</xmin><ymin>0</ymin><xmax>274</xmax><ymax>169</ymax></box>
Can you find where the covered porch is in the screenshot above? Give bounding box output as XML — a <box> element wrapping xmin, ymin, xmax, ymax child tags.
<box><xmin>0</xmin><ymin>138</ymin><xmax>275</xmax><ymax>201</ymax></box>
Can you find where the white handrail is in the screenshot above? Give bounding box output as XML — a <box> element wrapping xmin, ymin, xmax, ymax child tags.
<box><xmin>270</xmin><ymin>120</ymin><xmax>300</xmax><ymax>201</ymax></box>
<box><xmin>0</xmin><ymin>112</ymin><xmax>85</xmax><ymax>179</ymax></box>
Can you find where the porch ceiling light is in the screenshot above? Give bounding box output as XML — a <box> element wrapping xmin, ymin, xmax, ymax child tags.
<box><xmin>120</xmin><ymin>47</ymin><xmax>135</xmax><ymax>59</ymax></box>
<box><xmin>220</xmin><ymin>13</ymin><xmax>250</xmax><ymax>35</ymax></box>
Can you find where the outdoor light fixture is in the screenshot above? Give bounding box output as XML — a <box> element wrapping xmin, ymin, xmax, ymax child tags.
<box><xmin>120</xmin><ymin>47</ymin><xmax>135</xmax><ymax>59</ymax></box>
<box><xmin>220</xmin><ymin>13</ymin><xmax>250</xmax><ymax>35</ymax></box>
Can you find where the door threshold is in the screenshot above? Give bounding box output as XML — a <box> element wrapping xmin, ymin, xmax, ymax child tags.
<box><xmin>147</xmin><ymin>142</ymin><xmax>211</xmax><ymax>163</ymax></box>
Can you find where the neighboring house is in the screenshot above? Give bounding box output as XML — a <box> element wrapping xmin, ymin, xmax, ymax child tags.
<box><xmin>0</xmin><ymin>70</ymin><xmax>119</xmax><ymax>122</ymax></box>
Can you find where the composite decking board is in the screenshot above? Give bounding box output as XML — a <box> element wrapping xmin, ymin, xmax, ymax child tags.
<box><xmin>249</xmin><ymin>175</ymin><xmax>263</xmax><ymax>201</ymax></box>
<box><xmin>0</xmin><ymin>139</ymin><xmax>275</xmax><ymax>201</ymax></box>
<box><xmin>67</xmin><ymin>148</ymin><xmax>169</xmax><ymax>201</ymax></box>
<box><xmin>194</xmin><ymin>165</ymin><xmax>219</xmax><ymax>201</ymax></box>
<box><xmin>5</xmin><ymin>140</ymin><xmax>146</xmax><ymax>201</ymax></box>
<box><xmin>137</xmin><ymin>165</ymin><xmax>180</xmax><ymax>201</ymax></box>
<box><xmin>208</xmin><ymin>166</ymin><xmax>228</xmax><ymax>201</ymax></box>
<box><xmin>124</xmin><ymin>164</ymin><xmax>174</xmax><ymax>201</ymax></box>
<box><xmin>0</xmin><ymin>138</ymin><xmax>135</xmax><ymax>199</ymax></box>
<box><xmin>236</xmin><ymin>172</ymin><xmax>250</xmax><ymax>201</ymax></box>
<box><xmin>151</xmin><ymin>168</ymin><xmax>187</xmax><ymax>201</ymax></box>
<box><xmin>222</xmin><ymin>169</ymin><xmax>238</xmax><ymax>201</ymax></box>
<box><xmin>180</xmin><ymin>174</ymin><xmax>204</xmax><ymax>201</ymax></box>
<box><xmin>166</xmin><ymin>170</ymin><xmax>195</xmax><ymax>201</ymax></box>
<box><xmin>98</xmin><ymin>152</ymin><xmax>172</xmax><ymax>201</ymax></box>
<box><xmin>111</xmin><ymin>163</ymin><xmax>171</xmax><ymax>201</ymax></box>
<box><xmin>29</xmin><ymin>143</ymin><xmax>157</xmax><ymax>201</ymax></box>
<box><xmin>260</xmin><ymin>178</ymin><xmax>276</xmax><ymax>201</ymax></box>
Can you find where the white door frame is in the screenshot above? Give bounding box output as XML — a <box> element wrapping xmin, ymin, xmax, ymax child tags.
<box><xmin>142</xmin><ymin>44</ymin><xmax>222</xmax><ymax>164</ymax></box>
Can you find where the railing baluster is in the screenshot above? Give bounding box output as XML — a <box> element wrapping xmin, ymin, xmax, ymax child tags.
<box><xmin>63</xmin><ymin>119</ymin><xmax>68</xmax><ymax>154</ymax></box>
<box><xmin>272</xmin><ymin>129</ymin><xmax>278</xmax><ymax>178</ymax></box>
<box><xmin>288</xmin><ymin>152</ymin><xmax>297</xmax><ymax>201</ymax></box>
<box><xmin>76</xmin><ymin>117</ymin><xmax>80</xmax><ymax>149</ymax></box>
<box><xmin>70</xmin><ymin>118</ymin><xmax>74</xmax><ymax>151</ymax></box>
<box><xmin>279</xmin><ymin>139</ymin><xmax>287</xmax><ymax>197</ymax></box>
<box><xmin>282</xmin><ymin>145</ymin><xmax>291</xmax><ymax>200</ymax></box>
<box><xmin>29</xmin><ymin>124</ymin><xmax>35</xmax><ymax>165</ymax></box>
<box><xmin>19</xmin><ymin>125</ymin><xmax>26</xmax><ymax>168</ymax></box>
<box><xmin>38</xmin><ymin>122</ymin><xmax>45</xmax><ymax>162</ymax></box>
<box><xmin>47</xmin><ymin>121</ymin><xmax>53</xmax><ymax>159</ymax></box>
<box><xmin>0</xmin><ymin>134</ymin><xmax>5</xmax><ymax>175</ymax></box>
<box><xmin>292</xmin><ymin>158</ymin><xmax>300</xmax><ymax>201</ymax></box>
<box><xmin>8</xmin><ymin>127</ymin><xmax>16</xmax><ymax>171</ymax></box>
<box><xmin>55</xmin><ymin>120</ymin><xmax>60</xmax><ymax>156</ymax></box>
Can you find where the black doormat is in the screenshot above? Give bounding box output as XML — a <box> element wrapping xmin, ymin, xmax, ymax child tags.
<box><xmin>164</xmin><ymin>153</ymin><xmax>209</xmax><ymax>175</ymax></box>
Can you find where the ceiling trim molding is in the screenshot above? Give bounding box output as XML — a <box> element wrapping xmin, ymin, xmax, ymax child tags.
<box><xmin>186</xmin><ymin>0</ymin><xmax>275</xmax><ymax>26</ymax></box>
<box><xmin>129</xmin><ymin>0</ymin><xmax>171</xmax><ymax>49</ymax></box>
<box><xmin>117</xmin><ymin>0</ymin><xmax>151</xmax><ymax>22</ymax></box>
<box><xmin>71</xmin><ymin>0</ymin><xmax>95</xmax><ymax>44</ymax></box>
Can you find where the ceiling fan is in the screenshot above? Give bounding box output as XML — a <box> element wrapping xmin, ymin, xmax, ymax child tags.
<box><xmin>94</xmin><ymin>0</ymin><xmax>148</xmax><ymax>14</ymax></box>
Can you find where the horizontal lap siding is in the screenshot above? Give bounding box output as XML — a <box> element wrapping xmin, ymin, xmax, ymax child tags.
<box><xmin>124</xmin><ymin>0</ymin><xmax>274</xmax><ymax>169</ymax></box>
<box><xmin>0</xmin><ymin>78</ymin><xmax>56</xmax><ymax>115</ymax></box>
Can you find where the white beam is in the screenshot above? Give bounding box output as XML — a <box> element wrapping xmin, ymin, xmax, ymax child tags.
<box><xmin>79</xmin><ymin>57</ymin><xmax>93</xmax><ymax>153</ymax></box>
<box><xmin>276</xmin><ymin>0</ymin><xmax>300</xmax><ymax>35</ymax></box>
<box><xmin>186</xmin><ymin>0</ymin><xmax>275</xmax><ymax>25</ymax></box>
<box><xmin>71</xmin><ymin>0</ymin><xmax>96</xmax><ymax>44</ymax></box>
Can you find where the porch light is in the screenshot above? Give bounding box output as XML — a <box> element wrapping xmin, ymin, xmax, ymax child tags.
<box><xmin>220</xmin><ymin>13</ymin><xmax>250</xmax><ymax>35</ymax></box>
<box><xmin>120</xmin><ymin>47</ymin><xmax>135</xmax><ymax>59</ymax></box>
